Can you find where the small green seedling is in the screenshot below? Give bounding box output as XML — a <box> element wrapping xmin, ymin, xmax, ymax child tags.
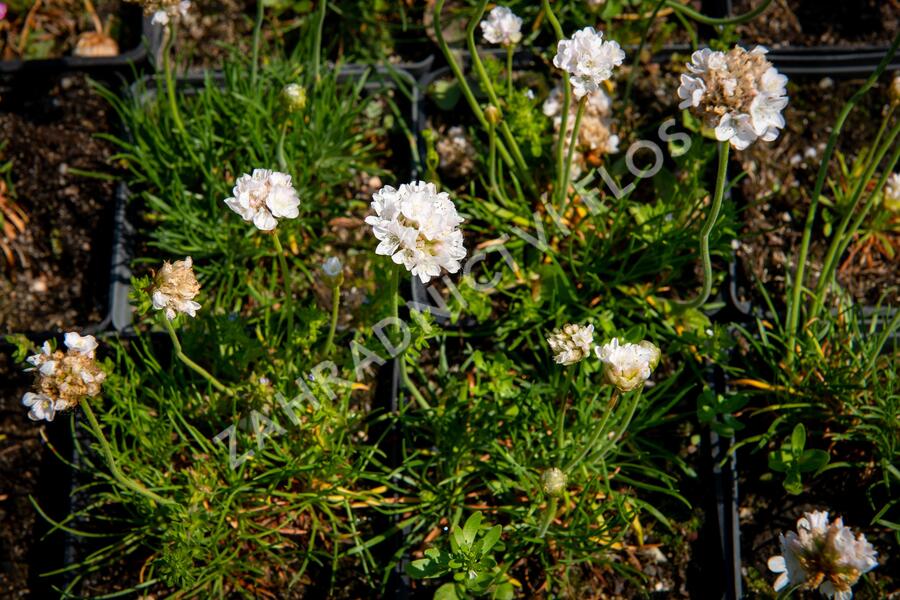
<box><xmin>407</xmin><ymin>512</ymin><xmax>515</xmax><ymax>600</ymax></box>
<box><xmin>768</xmin><ymin>424</ymin><xmax>830</xmax><ymax>495</ymax></box>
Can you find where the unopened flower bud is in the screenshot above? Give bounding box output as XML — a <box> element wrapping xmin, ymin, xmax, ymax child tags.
<box><xmin>890</xmin><ymin>73</ymin><xmax>900</xmax><ymax>105</ymax></box>
<box><xmin>541</xmin><ymin>468</ymin><xmax>567</xmax><ymax>497</ymax></box>
<box><xmin>322</xmin><ymin>256</ymin><xmax>344</xmax><ymax>288</ymax></box>
<box><xmin>547</xmin><ymin>323</ymin><xmax>594</xmax><ymax>366</ymax></box>
<box><xmin>281</xmin><ymin>83</ymin><xmax>307</xmax><ymax>113</ymax></box>
<box><xmin>884</xmin><ymin>173</ymin><xmax>900</xmax><ymax>212</ymax></box>
<box><xmin>485</xmin><ymin>105</ymin><xmax>502</xmax><ymax>125</ymax></box>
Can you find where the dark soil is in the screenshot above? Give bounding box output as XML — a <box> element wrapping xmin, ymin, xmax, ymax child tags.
<box><xmin>0</xmin><ymin>73</ymin><xmax>118</xmax><ymax>334</ymax></box>
<box><xmin>0</xmin><ymin>350</ymin><xmax>38</xmax><ymax>599</ymax></box>
<box><xmin>169</xmin><ymin>0</ymin><xmax>256</xmax><ymax>73</ymax></box>
<box><xmin>733</xmin><ymin>74</ymin><xmax>899</xmax><ymax>309</ymax></box>
<box><xmin>734</xmin><ymin>0</ymin><xmax>900</xmax><ymax>48</ymax></box>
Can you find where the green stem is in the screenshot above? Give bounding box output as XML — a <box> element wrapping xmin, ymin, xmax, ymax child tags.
<box><xmin>81</xmin><ymin>401</ymin><xmax>174</xmax><ymax>506</ymax></box>
<box><xmin>556</xmin><ymin>368</ymin><xmax>575</xmax><ymax>452</ymax></box>
<box><xmin>162</xmin><ymin>316</ymin><xmax>231</xmax><ymax>394</ymax></box>
<box><xmin>537</xmin><ymin>497</ymin><xmax>558</xmax><ymax>538</ymax></box>
<box><xmin>786</xmin><ymin>31</ymin><xmax>900</xmax><ymax>364</ymax></box>
<box><xmin>559</xmin><ymin>96</ymin><xmax>587</xmax><ymax>211</ymax></box>
<box><xmin>812</xmin><ymin>122</ymin><xmax>900</xmax><ymax>315</ymax></box>
<box><xmin>664</xmin><ymin>0</ymin><xmax>774</xmax><ymax>26</ymax></box>
<box><xmin>390</xmin><ymin>265</ymin><xmax>431</xmax><ymax>411</ymax></box>
<box><xmin>564</xmin><ymin>389</ymin><xmax>629</xmax><ymax>472</ymax></box>
<box><xmin>505</xmin><ymin>45</ymin><xmax>514</xmax><ymax>98</ymax></box>
<box><xmin>313</xmin><ymin>0</ymin><xmax>327</xmax><ymax>83</ymax></box>
<box><xmin>324</xmin><ymin>283</ymin><xmax>341</xmax><ymax>355</ymax></box>
<box><xmin>272</xmin><ymin>232</ymin><xmax>294</xmax><ymax>349</ymax></box>
<box><xmin>432</xmin><ymin>0</ymin><xmax>516</xmax><ymax>171</ymax></box>
<box><xmin>542</xmin><ymin>0</ymin><xmax>571</xmax><ymax>202</ymax></box>
<box><xmin>250</xmin><ymin>0</ymin><xmax>265</xmax><ymax>88</ymax></box>
<box><xmin>678</xmin><ymin>141</ymin><xmax>729</xmax><ymax>310</ymax></box>
<box><xmin>624</xmin><ymin>0</ymin><xmax>666</xmax><ymax>104</ymax></box>
<box><xmin>465</xmin><ymin>0</ymin><xmax>535</xmax><ymax>194</ymax></box>
<box><xmin>276</xmin><ymin>121</ymin><xmax>289</xmax><ymax>172</ymax></box>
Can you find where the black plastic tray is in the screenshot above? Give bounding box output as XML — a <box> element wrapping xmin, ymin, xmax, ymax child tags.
<box><xmin>0</xmin><ymin>6</ymin><xmax>150</xmax><ymax>77</ymax></box>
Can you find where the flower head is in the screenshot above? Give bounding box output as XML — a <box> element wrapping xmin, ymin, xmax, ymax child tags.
<box><xmin>547</xmin><ymin>323</ymin><xmax>594</xmax><ymax>366</ymax></box>
<box><xmin>21</xmin><ymin>334</ymin><xmax>106</xmax><ymax>422</ymax></box>
<box><xmin>553</xmin><ymin>27</ymin><xmax>625</xmax><ymax>99</ymax></box>
<box><xmin>321</xmin><ymin>256</ymin><xmax>344</xmax><ymax>288</ymax></box>
<box><xmin>281</xmin><ymin>83</ymin><xmax>307</xmax><ymax>113</ymax></box>
<box><xmin>677</xmin><ymin>46</ymin><xmax>788</xmax><ymax>150</ymax></box>
<box><xmin>436</xmin><ymin>126</ymin><xmax>476</xmax><ymax>178</ymax></box>
<box><xmin>73</xmin><ymin>32</ymin><xmax>119</xmax><ymax>57</ymax></box>
<box><xmin>890</xmin><ymin>73</ymin><xmax>900</xmax><ymax>105</ymax></box>
<box><xmin>768</xmin><ymin>511</ymin><xmax>878</xmax><ymax>599</ymax></box>
<box><xmin>541</xmin><ymin>467</ymin><xmax>567</xmax><ymax>497</ymax></box>
<box><xmin>480</xmin><ymin>6</ymin><xmax>523</xmax><ymax>47</ymax></box>
<box><xmin>151</xmin><ymin>256</ymin><xmax>202</xmax><ymax>320</ymax></box>
<box><xmin>0</xmin><ymin>3</ymin><xmax>7</xmax><ymax>21</ymax></box>
<box><xmin>543</xmin><ymin>86</ymin><xmax>619</xmax><ymax>176</ymax></box>
<box><xmin>127</xmin><ymin>0</ymin><xmax>191</xmax><ymax>25</ymax></box>
<box><xmin>595</xmin><ymin>338</ymin><xmax>660</xmax><ymax>392</ymax></box>
<box><xmin>365</xmin><ymin>181</ymin><xmax>467</xmax><ymax>284</ymax></box>
<box><xmin>883</xmin><ymin>172</ymin><xmax>900</xmax><ymax>212</ymax></box>
<box><xmin>224</xmin><ymin>169</ymin><xmax>301</xmax><ymax>231</ymax></box>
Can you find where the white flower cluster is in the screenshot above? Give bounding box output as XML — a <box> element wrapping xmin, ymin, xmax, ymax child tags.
<box><xmin>480</xmin><ymin>6</ymin><xmax>523</xmax><ymax>47</ymax></box>
<box><xmin>22</xmin><ymin>333</ymin><xmax>105</xmax><ymax>422</ymax></box>
<box><xmin>128</xmin><ymin>0</ymin><xmax>191</xmax><ymax>26</ymax></box>
<box><xmin>224</xmin><ymin>169</ymin><xmax>301</xmax><ymax>231</ymax></box>
<box><xmin>595</xmin><ymin>338</ymin><xmax>661</xmax><ymax>392</ymax></box>
<box><xmin>884</xmin><ymin>172</ymin><xmax>900</xmax><ymax>213</ymax></box>
<box><xmin>552</xmin><ymin>27</ymin><xmax>625</xmax><ymax>99</ymax></box>
<box><xmin>677</xmin><ymin>46</ymin><xmax>788</xmax><ymax>150</ymax></box>
<box><xmin>543</xmin><ymin>86</ymin><xmax>620</xmax><ymax>176</ymax></box>
<box><xmin>436</xmin><ymin>126</ymin><xmax>476</xmax><ymax>178</ymax></box>
<box><xmin>547</xmin><ymin>323</ymin><xmax>595</xmax><ymax>366</ymax></box>
<box><xmin>151</xmin><ymin>256</ymin><xmax>202</xmax><ymax>320</ymax></box>
<box><xmin>768</xmin><ymin>511</ymin><xmax>878</xmax><ymax>600</ymax></box>
<box><xmin>366</xmin><ymin>181</ymin><xmax>467</xmax><ymax>284</ymax></box>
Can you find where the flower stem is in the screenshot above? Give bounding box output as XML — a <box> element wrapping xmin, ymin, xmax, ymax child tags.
<box><xmin>678</xmin><ymin>140</ymin><xmax>729</xmax><ymax>310</ymax></box>
<box><xmin>537</xmin><ymin>497</ymin><xmax>558</xmax><ymax>538</ymax></box>
<box><xmin>564</xmin><ymin>389</ymin><xmax>630</xmax><ymax>472</ymax></box>
<box><xmin>432</xmin><ymin>0</ymin><xmax>519</xmax><ymax>177</ymax></box>
<box><xmin>324</xmin><ymin>283</ymin><xmax>341</xmax><ymax>355</ymax></box>
<box><xmin>556</xmin><ymin>368</ymin><xmax>575</xmax><ymax>453</ymax></box>
<box><xmin>250</xmin><ymin>0</ymin><xmax>265</xmax><ymax>88</ymax></box>
<box><xmin>542</xmin><ymin>0</ymin><xmax>572</xmax><ymax>201</ymax></box>
<box><xmin>624</xmin><ymin>0</ymin><xmax>666</xmax><ymax>104</ymax></box>
<box><xmin>663</xmin><ymin>0</ymin><xmax>773</xmax><ymax>26</ymax></box>
<box><xmin>465</xmin><ymin>0</ymin><xmax>535</xmax><ymax>194</ymax></box>
<box><xmin>272</xmin><ymin>232</ymin><xmax>294</xmax><ymax>349</ymax></box>
<box><xmin>812</xmin><ymin>121</ymin><xmax>900</xmax><ymax>316</ymax></box>
<box><xmin>785</xmin><ymin>32</ymin><xmax>900</xmax><ymax>365</ymax></box>
<box><xmin>276</xmin><ymin>121</ymin><xmax>289</xmax><ymax>172</ymax></box>
<box><xmin>313</xmin><ymin>0</ymin><xmax>327</xmax><ymax>84</ymax></box>
<box><xmin>559</xmin><ymin>95</ymin><xmax>587</xmax><ymax>212</ymax></box>
<box><xmin>81</xmin><ymin>400</ymin><xmax>174</xmax><ymax>506</ymax></box>
<box><xmin>505</xmin><ymin>45</ymin><xmax>514</xmax><ymax>98</ymax></box>
<box><xmin>390</xmin><ymin>264</ymin><xmax>431</xmax><ymax>411</ymax></box>
<box><xmin>161</xmin><ymin>316</ymin><xmax>230</xmax><ymax>394</ymax></box>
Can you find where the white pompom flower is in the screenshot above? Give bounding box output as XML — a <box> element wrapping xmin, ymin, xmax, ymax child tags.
<box><xmin>595</xmin><ymin>338</ymin><xmax>660</xmax><ymax>392</ymax></box>
<box><xmin>151</xmin><ymin>256</ymin><xmax>202</xmax><ymax>320</ymax></box>
<box><xmin>365</xmin><ymin>181</ymin><xmax>467</xmax><ymax>284</ymax></box>
<box><xmin>547</xmin><ymin>323</ymin><xmax>594</xmax><ymax>366</ymax></box>
<box><xmin>768</xmin><ymin>511</ymin><xmax>877</xmax><ymax>600</ymax></box>
<box><xmin>677</xmin><ymin>45</ymin><xmax>788</xmax><ymax>150</ymax></box>
<box><xmin>224</xmin><ymin>169</ymin><xmax>301</xmax><ymax>231</ymax></box>
<box><xmin>480</xmin><ymin>6</ymin><xmax>523</xmax><ymax>47</ymax></box>
<box><xmin>21</xmin><ymin>333</ymin><xmax>106</xmax><ymax>422</ymax></box>
<box><xmin>552</xmin><ymin>27</ymin><xmax>625</xmax><ymax>99</ymax></box>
